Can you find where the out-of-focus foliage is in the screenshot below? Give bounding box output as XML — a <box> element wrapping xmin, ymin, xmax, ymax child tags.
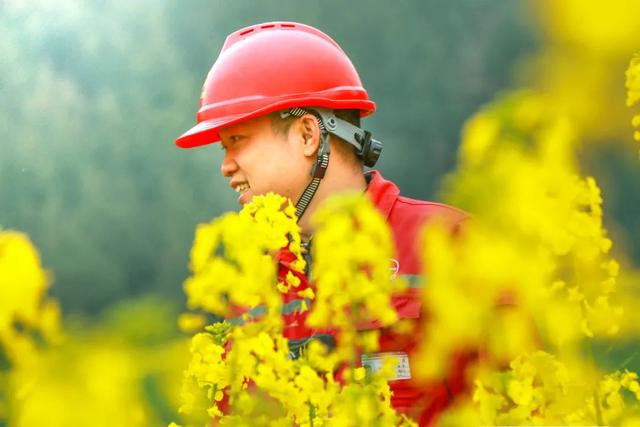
<box><xmin>1</xmin><ymin>289</ymin><xmax>202</xmax><ymax>426</ymax></box>
<box><xmin>0</xmin><ymin>234</ymin><xmax>200</xmax><ymax>426</ymax></box>
<box><xmin>0</xmin><ymin>231</ymin><xmax>60</xmax><ymax>368</ymax></box>
<box><xmin>525</xmin><ymin>0</ymin><xmax>640</xmax><ymax>142</ymax></box>
<box><xmin>627</xmin><ymin>53</ymin><xmax>640</xmax><ymax>144</ymax></box>
<box><xmin>416</xmin><ymin>90</ymin><xmax>640</xmax><ymax>425</ymax></box>
<box><xmin>522</xmin><ymin>0</ymin><xmax>640</xmax><ymax>263</ymax></box>
<box><xmin>0</xmin><ymin>230</ymin><xmax>60</xmax><ymax>422</ymax></box>
<box><xmin>415</xmin><ymin>1</ymin><xmax>640</xmax><ymax>421</ymax></box>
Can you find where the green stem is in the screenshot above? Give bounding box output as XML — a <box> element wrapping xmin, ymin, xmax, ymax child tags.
<box><xmin>588</xmin><ymin>340</ymin><xmax>605</xmax><ymax>426</ymax></box>
<box><xmin>619</xmin><ymin>347</ymin><xmax>640</xmax><ymax>370</ymax></box>
<box><xmin>308</xmin><ymin>399</ymin><xmax>315</xmax><ymax>427</ymax></box>
<box><xmin>594</xmin><ymin>387</ymin><xmax>604</xmax><ymax>427</ymax></box>
<box><xmin>351</xmin><ymin>302</ymin><xmax>360</xmax><ymax>369</ymax></box>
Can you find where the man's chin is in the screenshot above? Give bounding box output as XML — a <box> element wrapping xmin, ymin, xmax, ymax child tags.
<box><xmin>238</xmin><ymin>189</ymin><xmax>254</xmax><ymax>205</ymax></box>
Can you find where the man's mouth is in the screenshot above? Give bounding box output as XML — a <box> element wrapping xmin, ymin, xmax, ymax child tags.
<box><xmin>234</xmin><ymin>182</ymin><xmax>250</xmax><ymax>193</ymax></box>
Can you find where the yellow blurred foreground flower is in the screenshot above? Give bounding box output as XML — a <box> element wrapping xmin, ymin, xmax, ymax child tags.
<box><xmin>626</xmin><ymin>52</ymin><xmax>640</xmax><ymax>143</ymax></box>
<box><xmin>0</xmin><ymin>230</ymin><xmax>60</xmax><ymax>366</ymax></box>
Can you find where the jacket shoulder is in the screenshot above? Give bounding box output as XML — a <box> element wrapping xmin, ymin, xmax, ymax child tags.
<box><xmin>392</xmin><ymin>195</ymin><xmax>469</xmax><ymax>228</ymax></box>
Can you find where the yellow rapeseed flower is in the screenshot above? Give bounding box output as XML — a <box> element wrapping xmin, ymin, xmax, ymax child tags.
<box><xmin>175</xmin><ymin>193</ymin><xmax>411</xmax><ymax>426</ymax></box>
<box><xmin>0</xmin><ymin>231</ymin><xmax>60</xmax><ymax>366</ymax></box>
<box><xmin>308</xmin><ymin>193</ymin><xmax>405</xmax><ymax>364</ymax></box>
<box><xmin>626</xmin><ymin>52</ymin><xmax>640</xmax><ymax>143</ymax></box>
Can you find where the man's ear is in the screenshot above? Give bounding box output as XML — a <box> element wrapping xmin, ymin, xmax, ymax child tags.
<box><xmin>299</xmin><ymin>114</ymin><xmax>321</xmax><ymax>158</ymax></box>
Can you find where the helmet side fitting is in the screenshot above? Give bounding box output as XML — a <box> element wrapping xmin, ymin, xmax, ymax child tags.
<box><xmin>281</xmin><ymin>107</ymin><xmax>382</xmax><ymax>219</ymax></box>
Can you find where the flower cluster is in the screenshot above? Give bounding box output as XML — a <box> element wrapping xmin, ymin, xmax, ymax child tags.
<box><xmin>415</xmin><ymin>92</ymin><xmax>621</xmax><ymax>378</ymax></box>
<box><xmin>463</xmin><ymin>352</ymin><xmax>640</xmax><ymax>426</ymax></box>
<box><xmin>309</xmin><ymin>193</ymin><xmax>406</xmax><ymax>363</ymax></box>
<box><xmin>417</xmin><ymin>86</ymin><xmax>640</xmax><ymax>424</ymax></box>
<box><xmin>174</xmin><ymin>193</ymin><xmax>413</xmax><ymax>427</ymax></box>
<box><xmin>183</xmin><ymin>194</ymin><xmax>302</xmax><ymax>323</ymax></box>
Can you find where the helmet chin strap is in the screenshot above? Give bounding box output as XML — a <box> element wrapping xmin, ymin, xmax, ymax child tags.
<box><xmin>280</xmin><ymin>107</ymin><xmax>382</xmax><ymax>222</ymax></box>
<box><xmin>295</xmin><ymin>130</ymin><xmax>330</xmax><ymax>220</ymax></box>
<box><xmin>280</xmin><ymin>107</ymin><xmax>331</xmax><ymax>220</ymax></box>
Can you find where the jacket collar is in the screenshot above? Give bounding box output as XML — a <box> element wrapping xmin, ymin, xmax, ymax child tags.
<box><xmin>365</xmin><ymin>170</ymin><xmax>400</xmax><ymax>220</ymax></box>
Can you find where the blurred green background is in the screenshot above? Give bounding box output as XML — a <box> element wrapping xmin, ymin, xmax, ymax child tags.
<box><xmin>1</xmin><ymin>0</ymin><xmax>637</xmax><ymax>315</ymax></box>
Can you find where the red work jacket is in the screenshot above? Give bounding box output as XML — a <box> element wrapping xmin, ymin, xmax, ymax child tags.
<box><xmin>364</xmin><ymin>170</ymin><xmax>469</xmax><ymax>425</ymax></box>
<box><xmin>278</xmin><ymin>170</ymin><xmax>469</xmax><ymax>426</ymax></box>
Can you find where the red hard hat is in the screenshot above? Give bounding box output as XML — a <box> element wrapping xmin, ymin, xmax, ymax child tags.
<box><xmin>175</xmin><ymin>21</ymin><xmax>376</xmax><ymax>148</ymax></box>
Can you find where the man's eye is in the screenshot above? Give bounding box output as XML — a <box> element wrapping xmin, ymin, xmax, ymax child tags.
<box><xmin>220</xmin><ymin>135</ymin><xmax>243</xmax><ymax>150</ymax></box>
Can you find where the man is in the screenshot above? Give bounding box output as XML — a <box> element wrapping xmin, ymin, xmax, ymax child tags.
<box><xmin>176</xmin><ymin>21</ymin><xmax>468</xmax><ymax>426</ymax></box>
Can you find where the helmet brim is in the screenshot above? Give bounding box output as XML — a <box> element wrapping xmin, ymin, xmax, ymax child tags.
<box><xmin>176</xmin><ymin>97</ymin><xmax>375</xmax><ymax>149</ymax></box>
<box><xmin>175</xmin><ymin>113</ymin><xmax>250</xmax><ymax>148</ymax></box>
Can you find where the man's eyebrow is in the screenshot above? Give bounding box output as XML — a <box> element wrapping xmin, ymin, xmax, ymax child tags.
<box><xmin>220</xmin><ymin>127</ymin><xmax>249</xmax><ymax>138</ymax></box>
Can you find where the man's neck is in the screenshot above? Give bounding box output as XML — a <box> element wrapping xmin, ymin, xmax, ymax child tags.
<box><xmin>297</xmin><ymin>164</ymin><xmax>367</xmax><ymax>240</ymax></box>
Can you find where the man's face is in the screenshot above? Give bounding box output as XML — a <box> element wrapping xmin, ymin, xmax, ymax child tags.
<box><xmin>219</xmin><ymin>115</ymin><xmax>312</xmax><ymax>205</ymax></box>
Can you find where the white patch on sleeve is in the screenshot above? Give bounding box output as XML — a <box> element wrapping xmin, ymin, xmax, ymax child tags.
<box><xmin>389</xmin><ymin>258</ymin><xmax>400</xmax><ymax>279</ymax></box>
<box><xmin>361</xmin><ymin>351</ymin><xmax>411</xmax><ymax>380</ymax></box>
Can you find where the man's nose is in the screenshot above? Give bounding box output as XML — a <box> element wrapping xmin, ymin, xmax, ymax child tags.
<box><xmin>220</xmin><ymin>153</ymin><xmax>238</xmax><ymax>177</ymax></box>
